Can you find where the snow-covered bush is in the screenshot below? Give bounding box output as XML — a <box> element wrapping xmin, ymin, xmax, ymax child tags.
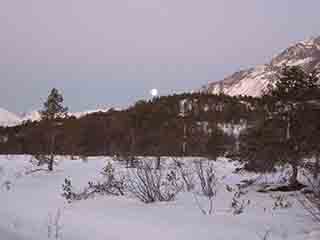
<box><xmin>126</xmin><ymin>159</ymin><xmax>182</xmax><ymax>203</ymax></box>
<box><xmin>61</xmin><ymin>178</ymin><xmax>76</xmax><ymax>202</ymax></box>
<box><xmin>230</xmin><ymin>185</ymin><xmax>250</xmax><ymax>215</ymax></box>
<box><xmin>91</xmin><ymin>161</ymin><xmax>125</xmax><ymax>196</ymax></box>
<box><xmin>101</xmin><ymin>161</ymin><xmax>114</xmax><ymax>179</ymax></box>
<box><xmin>87</xmin><ymin>178</ymin><xmax>125</xmax><ymax>197</ymax></box>
<box><xmin>271</xmin><ymin>194</ymin><xmax>292</xmax><ymax>210</ymax></box>
<box><xmin>61</xmin><ymin>163</ymin><xmax>125</xmax><ymax>203</ymax></box>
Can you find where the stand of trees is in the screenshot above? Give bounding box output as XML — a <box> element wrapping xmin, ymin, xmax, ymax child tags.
<box><xmin>0</xmin><ymin>92</ymin><xmax>257</xmax><ymax>159</ymax></box>
<box><xmin>240</xmin><ymin>66</ymin><xmax>320</xmax><ymax>186</ymax></box>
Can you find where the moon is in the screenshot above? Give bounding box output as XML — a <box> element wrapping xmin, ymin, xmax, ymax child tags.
<box><xmin>150</xmin><ymin>88</ymin><xmax>158</xmax><ymax>97</ymax></box>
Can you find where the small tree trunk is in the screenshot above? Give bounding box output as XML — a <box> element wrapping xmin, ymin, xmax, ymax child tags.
<box><xmin>156</xmin><ymin>155</ymin><xmax>161</xmax><ymax>170</ymax></box>
<box><xmin>130</xmin><ymin>155</ymin><xmax>135</xmax><ymax>168</ymax></box>
<box><xmin>104</xmin><ymin>140</ymin><xmax>108</xmax><ymax>157</ymax></box>
<box><xmin>286</xmin><ymin>116</ymin><xmax>298</xmax><ymax>186</ymax></box>
<box><xmin>48</xmin><ymin>155</ymin><xmax>54</xmax><ymax>171</ymax></box>
<box><xmin>129</xmin><ymin>128</ymin><xmax>136</xmax><ymax>168</ymax></box>
<box><xmin>126</xmin><ymin>157</ymin><xmax>130</xmax><ymax>168</ymax></box>
<box><xmin>37</xmin><ymin>155</ymin><xmax>42</xmax><ymax>166</ymax></box>
<box><xmin>48</xmin><ymin>133</ymin><xmax>55</xmax><ymax>171</ymax></box>
<box><xmin>286</xmin><ymin>118</ymin><xmax>291</xmax><ymax>140</ymax></box>
<box><xmin>290</xmin><ymin>162</ymin><xmax>298</xmax><ymax>186</ymax></box>
<box><xmin>314</xmin><ymin>153</ymin><xmax>320</xmax><ymax>180</ymax></box>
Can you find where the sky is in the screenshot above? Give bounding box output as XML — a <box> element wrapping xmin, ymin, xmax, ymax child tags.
<box><xmin>1</xmin><ymin>0</ymin><xmax>320</xmax><ymax>114</ymax></box>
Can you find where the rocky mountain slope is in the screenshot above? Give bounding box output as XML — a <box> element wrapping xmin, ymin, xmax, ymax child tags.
<box><xmin>202</xmin><ymin>36</ymin><xmax>320</xmax><ymax>97</ymax></box>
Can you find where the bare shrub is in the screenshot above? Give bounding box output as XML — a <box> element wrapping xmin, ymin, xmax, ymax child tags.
<box><xmin>196</xmin><ymin>161</ymin><xmax>217</xmax><ymax>198</ymax></box>
<box><xmin>173</xmin><ymin>159</ymin><xmax>195</xmax><ymax>192</ymax></box>
<box><xmin>126</xmin><ymin>159</ymin><xmax>182</xmax><ymax>203</ymax></box>
<box><xmin>193</xmin><ymin>161</ymin><xmax>218</xmax><ymax>215</ymax></box>
<box><xmin>31</xmin><ymin>154</ymin><xmax>52</xmax><ymax>167</ymax></box>
<box><xmin>298</xmin><ymin>169</ymin><xmax>320</xmax><ymax>224</ymax></box>
<box><xmin>30</xmin><ymin>154</ymin><xmax>59</xmax><ymax>172</ymax></box>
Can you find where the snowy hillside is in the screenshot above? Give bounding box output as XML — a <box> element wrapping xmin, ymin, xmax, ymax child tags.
<box><xmin>69</xmin><ymin>109</ymin><xmax>110</xmax><ymax>118</ymax></box>
<box><xmin>0</xmin><ymin>156</ymin><xmax>319</xmax><ymax>240</ymax></box>
<box><xmin>0</xmin><ymin>108</ymin><xmax>21</xmax><ymax>127</ymax></box>
<box><xmin>202</xmin><ymin>36</ymin><xmax>320</xmax><ymax>97</ymax></box>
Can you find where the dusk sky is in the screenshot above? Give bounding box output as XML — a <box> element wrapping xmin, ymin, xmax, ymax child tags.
<box><xmin>1</xmin><ymin>0</ymin><xmax>320</xmax><ymax>114</ymax></box>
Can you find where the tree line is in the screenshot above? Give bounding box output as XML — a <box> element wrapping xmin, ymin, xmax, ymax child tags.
<box><xmin>0</xmin><ymin>90</ymin><xmax>258</xmax><ymax>158</ymax></box>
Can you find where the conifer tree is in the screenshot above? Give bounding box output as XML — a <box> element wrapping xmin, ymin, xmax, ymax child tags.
<box><xmin>241</xmin><ymin>66</ymin><xmax>319</xmax><ymax>186</ymax></box>
<box><xmin>40</xmin><ymin>88</ymin><xmax>68</xmax><ymax>121</ymax></box>
<box><xmin>266</xmin><ymin>66</ymin><xmax>319</xmax><ymax>185</ymax></box>
<box><xmin>40</xmin><ymin>88</ymin><xmax>68</xmax><ymax>171</ymax></box>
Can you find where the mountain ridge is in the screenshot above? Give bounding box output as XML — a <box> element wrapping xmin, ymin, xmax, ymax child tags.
<box><xmin>202</xmin><ymin>36</ymin><xmax>320</xmax><ymax>97</ymax></box>
<box><xmin>0</xmin><ymin>108</ymin><xmax>21</xmax><ymax>127</ymax></box>
<box><xmin>0</xmin><ymin>108</ymin><xmax>111</xmax><ymax>127</ymax></box>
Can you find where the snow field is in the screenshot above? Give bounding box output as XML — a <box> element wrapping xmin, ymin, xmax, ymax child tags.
<box><xmin>0</xmin><ymin>155</ymin><xmax>319</xmax><ymax>240</ymax></box>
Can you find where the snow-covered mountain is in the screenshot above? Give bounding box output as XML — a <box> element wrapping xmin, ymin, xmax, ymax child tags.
<box><xmin>20</xmin><ymin>110</ymin><xmax>42</xmax><ymax>123</ymax></box>
<box><xmin>0</xmin><ymin>108</ymin><xmax>111</xmax><ymax>127</ymax></box>
<box><xmin>70</xmin><ymin>109</ymin><xmax>110</xmax><ymax>119</ymax></box>
<box><xmin>20</xmin><ymin>109</ymin><xmax>110</xmax><ymax>123</ymax></box>
<box><xmin>0</xmin><ymin>108</ymin><xmax>21</xmax><ymax>127</ymax></box>
<box><xmin>202</xmin><ymin>36</ymin><xmax>320</xmax><ymax>97</ymax></box>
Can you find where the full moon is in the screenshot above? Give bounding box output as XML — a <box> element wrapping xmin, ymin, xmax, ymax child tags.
<box><xmin>150</xmin><ymin>88</ymin><xmax>158</xmax><ymax>97</ymax></box>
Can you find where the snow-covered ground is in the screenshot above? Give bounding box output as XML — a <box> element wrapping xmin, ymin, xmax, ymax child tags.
<box><xmin>0</xmin><ymin>155</ymin><xmax>319</xmax><ymax>240</ymax></box>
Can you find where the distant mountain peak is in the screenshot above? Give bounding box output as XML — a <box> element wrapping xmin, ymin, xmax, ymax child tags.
<box><xmin>0</xmin><ymin>108</ymin><xmax>21</xmax><ymax>127</ymax></box>
<box><xmin>0</xmin><ymin>108</ymin><xmax>112</xmax><ymax>127</ymax></box>
<box><xmin>202</xmin><ymin>36</ymin><xmax>320</xmax><ymax>97</ymax></box>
